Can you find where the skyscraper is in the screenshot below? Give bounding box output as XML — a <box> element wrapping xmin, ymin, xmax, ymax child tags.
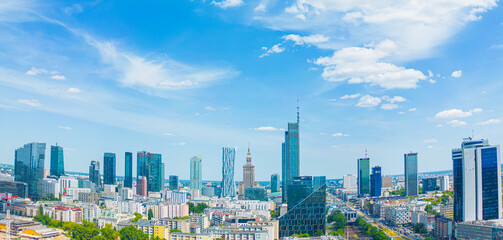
<box><xmin>137</xmin><ymin>176</ymin><xmax>147</xmax><ymax>197</ymax></box>
<box><xmin>190</xmin><ymin>155</ymin><xmax>202</xmax><ymax>191</ymax></box>
<box><xmin>146</xmin><ymin>153</ymin><xmax>163</xmax><ymax>192</ymax></box>
<box><xmin>357</xmin><ymin>158</ymin><xmax>370</xmax><ymax>195</ymax></box>
<box><xmin>439</xmin><ymin>175</ymin><xmax>450</xmax><ymax>191</ymax></box>
<box><xmin>453</xmin><ymin>138</ymin><xmax>501</xmax><ymax>222</ymax></box>
<box><xmin>221</xmin><ymin>147</ymin><xmax>236</xmax><ymax>197</ymax></box>
<box><xmin>169</xmin><ymin>175</ymin><xmax>179</xmax><ymax>190</ymax></box>
<box><xmin>343</xmin><ymin>174</ymin><xmax>357</xmax><ymax>189</ymax></box>
<box><xmin>137</xmin><ymin>150</ymin><xmax>147</xmax><ymax>178</ymax></box>
<box><xmin>370</xmin><ymin>166</ymin><xmax>381</xmax><ymax>197</ymax></box>
<box><xmin>50</xmin><ymin>144</ymin><xmax>64</xmax><ymax>177</ymax></box>
<box><xmin>282</xmin><ymin>104</ymin><xmax>300</xmax><ymax>202</ymax></box>
<box><xmin>15</xmin><ymin>142</ymin><xmax>46</xmax><ymax>199</ymax></box>
<box><xmin>279</xmin><ymin>176</ymin><xmax>326</xmax><ymax>237</ymax></box>
<box><xmin>242</xmin><ymin>143</ymin><xmax>255</xmax><ymax>190</ymax></box>
<box><xmin>404</xmin><ymin>152</ymin><xmax>418</xmax><ymax>196</ymax></box>
<box><xmin>271</xmin><ymin>173</ymin><xmax>280</xmax><ymax>193</ymax></box>
<box><xmin>103</xmin><ymin>153</ymin><xmax>116</xmax><ymax>185</ymax></box>
<box><xmin>89</xmin><ymin>160</ymin><xmax>100</xmax><ymax>186</ymax></box>
<box><xmin>423</xmin><ymin>178</ymin><xmax>438</xmax><ymax>192</ymax></box>
<box><xmin>125</xmin><ymin>152</ymin><xmax>133</xmax><ymax>188</ymax></box>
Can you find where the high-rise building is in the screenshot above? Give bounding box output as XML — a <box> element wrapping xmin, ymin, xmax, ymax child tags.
<box><xmin>103</xmin><ymin>153</ymin><xmax>116</xmax><ymax>185</ymax></box>
<box><xmin>221</xmin><ymin>147</ymin><xmax>236</xmax><ymax>197</ymax></box>
<box><xmin>169</xmin><ymin>175</ymin><xmax>179</xmax><ymax>190</ymax></box>
<box><xmin>89</xmin><ymin>161</ymin><xmax>100</xmax><ymax>186</ymax></box>
<box><xmin>190</xmin><ymin>155</ymin><xmax>202</xmax><ymax>191</ymax></box>
<box><xmin>370</xmin><ymin>166</ymin><xmax>382</xmax><ymax>197</ymax></box>
<box><xmin>452</xmin><ymin>138</ymin><xmax>501</xmax><ymax>222</ymax></box>
<box><xmin>282</xmin><ymin>106</ymin><xmax>300</xmax><ymax>202</ymax></box>
<box><xmin>137</xmin><ymin>176</ymin><xmax>148</xmax><ymax>197</ymax></box>
<box><xmin>343</xmin><ymin>174</ymin><xmax>357</xmax><ymax>189</ymax></box>
<box><xmin>146</xmin><ymin>153</ymin><xmax>163</xmax><ymax>192</ymax></box>
<box><xmin>279</xmin><ymin>176</ymin><xmax>326</xmax><ymax>237</ymax></box>
<box><xmin>50</xmin><ymin>145</ymin><xmax>64</xmax><ymax>177</ymax></box>
<box><xmin>382</xmin><ymin>175</ymin><xmax>393</xmax><ymax>188</ymax></box>
<box><xmin>439</xmin><ymin>175</ymin><xmax>450</xmax><ymax>191</ymax></box>
<box><xmin>15</xmin><ymin>142</ymin><xmax>46</xmax><ymax>199</ymax></box>
<box><xmin>137</xmin><ymin>150</ymin><xmax>147</xmax><ymax>177</ymax></box>
<box><xmin>242</xmin><ymin>143</ymin><xmax>255</xmax><ymax>190</ymax></box>
<box><xmin>404</xmin><ymin>152</ymin><xmax>418</xmax><ymax>196</ymax></box>
<box><xmin>125</xmin><ymin>152</ymin><xmax>133</xmax><ymax>188</ymax></box>
<box><xmin>271</xmin><ymin>173</ymin><xmax>280</xmax><ymax>193</ymax></box>
<box><xmin>357</xmin><ymin>158</ymin><xmax>370</xmax><ymax>195</ymax></box>
<box><xmin>423</xmin><ymin>178</ymin><xmax>439</xmax><ymax>192</ymax></box>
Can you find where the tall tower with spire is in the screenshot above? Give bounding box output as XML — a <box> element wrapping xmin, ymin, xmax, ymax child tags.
<box><xmin>242</xmin><ymin>142</ymin><xmax>256</xmax><ymax>191</ymax></box>
<box><xmin>282</xmin><ymin>98</ymin><xmax>300</xmax><ymax>203</ymax></box>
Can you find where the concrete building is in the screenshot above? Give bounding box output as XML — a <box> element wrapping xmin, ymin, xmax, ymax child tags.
<box><xmin>343</xmin><ymin>174</ymin><xmax>357</xmax><ymax>189</ymax></box>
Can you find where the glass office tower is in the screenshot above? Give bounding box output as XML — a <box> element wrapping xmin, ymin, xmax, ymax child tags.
<box><xmin>221</xmin><ymin>147</ymin><xmax>236</xmax><ymax>197</ymax></box>
<box><xmin>89</xmin><ymin>160</ymin><xmax>101</xmax><ymax>186</ymax></box>
<box><xmin>271</xmin><ymin>173</ymin><xmax>280</xmax><ymax>193</ymax></box>
<box><xmin>357</xmin><ymin>158</ymin><xmax>370</xmax><ymax>195</ymax></box>
<box><xmin>370</xmin><ymin>166</ymin><xmax>381</xmax><ymax>197</ymax></box>
<box><xmin>453</xmin><ymin>138</ymin><xmax>501</xmax><ymax>222</ymax></box>
<box><xmin>50</xmin><ymin>145</ymin><xmax>64</xmax><ymax>177</ymax></box>
<box><xmin>279</xmin><ymin>176</ymin><xmax>326</xmax><ymax>237</ymax></box>
<box><xmin>147</xmin><ymin>153</ymin><xmax>163</xmax><ymax>192</ymax></box>
<box><xmin>282</xmin><ymin>114</ymin><xmax>300</xmax><ymax>202</ymax></box>
<box><xmin>103</xmin><ymin>153</ymin><xmax>116</xmax><ymax>185</ymax></box>
<box><xmin>404</xmin><ymin>152</ymin><xmax>418</xmax><ymax>196</ymax></box>
<box><xmin>423</xmin><ymin>178</ymin><xmax>438</xmax><ymax>192</ymax></box>
<box><xmin>137</xmin><ymin>150</ymin><xmax>147</xmax><ymax>178</ymax></box>
<box><xmin>124</xmin><ymin>152</ymin><xmax>133</xmax><ymax>188</ymax></box>
<box><xmin>169</xmin><ymin>175</ymin><xmax>179</xmax><ymax>190</ymax></box>
<box><xmin>190</xmin><ymin>155</ymin><xmax>202</xmax><ymax>191</ymax></box>
<box><xmin>15</xmin><ymin>142</ymin><xmax>46</xmax><ymax>199</ymax></box>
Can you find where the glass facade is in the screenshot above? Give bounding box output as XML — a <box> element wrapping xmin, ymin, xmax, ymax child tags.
<box><xmin>357</xmin><ymin>158</ymin><xmax>370</xmax><ymax>195</ymax></box>
<box><xmin>15</xmin><ymin>142</ymin><xmax>46</xmax><ymax>199</ymax></box>
<box><xmin>103</xmin><ymin>152</ymin><xmax>116</xmax><ymax>185</ymax></box>
<box><xmin>370</xmin><ymin>166</ymin><xmax>381</xmax><ymax>197</ymax></box>
<box><xmin>190</xmin><ymin>155</ymin><xmax>202</xmax><ymax>190</ymax></box>
<box><xmin>89</xmin><ymin>160</ymin><xmax>101</xmax><ymax>186</ymax></box>
<box><xmin>452</xmin><ymin>148</ymin><xmax>463</xmax><ymax>222</ymax></box>
<box><xmin>271</xmin><ymin>173</ymin><xmax>280</xmax><ymax>193</ymax></box>
<box><xmin>137</xmin><ymin>150</ymin><xmax>147</xmax><ymax>178</ymax></box>
<box><xmin>147</xmin><ymin>153</ymin><xmax>163</xmax><ymax>192</ymax></box>
<box><xmin>0</xmin><ymin>180</ymin><xmax>28</xmax><ymax>198</ymax></box>
<box><xmin>125</xmin><ymin>152</ymin><xmax>133</xmax><ymax>188</ymax></box>
<box><xmin>423</xmin><ymin>178</ymin><xmax>439</xmax><ymax>192</ymax></box>
<box><xmin>50</xmin><ymin>145</ymin><xmax>64</xmax><ymax>177</ymax></box>
<box><xmin>481</xmin><ymin>146</ymin><xmax>499</xmax><ymax>220</ymax></box>
<box><xmin>221</xmin><ymin>147</ymin><xmax>236</xmax><ymax>197</ymax></box>
<box><xmin>287</xmin><ymin>176</ymin><xmax>313</xmax><ymax>209</ymax></box>
<box><xmin>244</xmin><ymin>187</ymin><xmax>267</xmax><ymax>201</ymax></box>
<box><xmin>404</xmin><ymin>153</ymin><xmax>418</xmax><ymax>196</ymax></box>
<box><xmin>282</xmin><ymin>121</ymin><xmax>300</xmax><ymax>202</ymax></box>
<box><xmin>169</xmin><ymin>175</ymin><xmax>179</xmax><ymax>190</ymax></box>
<box><xmin>279</xmin><ymin>176</ymin><xmax>326</xmax><ymax>237</ymax></box>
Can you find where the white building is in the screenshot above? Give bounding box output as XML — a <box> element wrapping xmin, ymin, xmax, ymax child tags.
<box><xmin>42</xmin><ymin>178</ymin><xmax>60</xmax><ymax>197</ymax></box>
<box><xmin>343</xmin><ymin>174</ymin><xmax>357</xmax><ymax>189</ymax></box>
<box><xmin>438</xmin><ymin>175</ymin><xmax>450</xmax><ymax>191</ymax></box>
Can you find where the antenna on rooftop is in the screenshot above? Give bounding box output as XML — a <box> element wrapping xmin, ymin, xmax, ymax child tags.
<box><xmin>296</xmin><ymin>95</ymin><xmax>300</xmax><ymax>124</ymax></box>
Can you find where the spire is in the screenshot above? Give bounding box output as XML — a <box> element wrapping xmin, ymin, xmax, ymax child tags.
<box><xmin>248</xmin><ymin>141</ymin><xmax>250</xmax><ymax>154</ymax></box>
<box><xmin>296</xmin><ymin>95</ymin><xmax>300</xmax><ymax>124</ymax></box>
<box><xmin>246</xmin><ymin>142</ymin><xmax>252</xmax><ymax>164</ymax></box>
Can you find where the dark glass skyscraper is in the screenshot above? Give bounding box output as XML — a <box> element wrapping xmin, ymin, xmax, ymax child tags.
<box><xmin>357</xmin><ymin>157</ymin><xmax>370</xmax><ymax>195</ymax></box>
<box><xmin>271</xmin><ymin>173</ymin><xmax>280</xmax><ymax>193</ymax></box>
<box><xmin>15</xmin><ymin>142</ymin><xmax>46</xmax><ymax>199</ymax></box>
<box><xmin>279</xmin><ymin>176</ymin><xmax>326</xmax><ymax>237</ymax></box>
<box><xmin>50</xmin><ymin>145</ymin><xmax>64</xmax><ymax>177</ymax></box>
<box><xmin>452</xmin><ymin>138</ymin><xmax>501</xmax><ymax>222</ymax></box>
<box><xmin>404</xmin><ymin>152</ymin><xmax>418</xmax><ymax>196</ymax></box>
<box><xmin>422</xmin><ymin>178</ymin><xmax>438</xmax><ymax>192</ymax></box>
<box><xmin>89</xmin><ymin>160</ymin><xmax>100</xmax><ymax>186</ymax></box>
<box><xmin>146</xmin><ymin>153</ymin><xmax>163</xmax><ymax>192</ymax></box>
<box><xmin>103</xmin><ymin>153</ymin><xmax>116</xmax><ymax>185</ymax></box>
<box><xmin>370</xmin><ymin>166</ymin><xmax>381</xmax><ymax>197</ymax></box>
<box><xmin>137</xmin><ymin>150</ymin><xmax>147</xmax><ymax>178</ymax></box>
<box><xmin>169</xmin><ymin>175</ymin><xmax>179</xmax><ymax>190</ymax></box>
<box><xmin>282</xmin><ymin>107</ymin><xmax>300</xmax><ymax>202</ymax></box>
<box><xmin>221</xmin><ymin>147</ymin><xmax>236</xmax><ymax>197</ymax></box>
<box><xmin>125</xmin><ymin>152</ymin><xmax>133</xmax><ymax>188</ymax></box>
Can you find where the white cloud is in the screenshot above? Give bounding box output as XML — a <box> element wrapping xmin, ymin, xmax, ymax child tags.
<box><xmin>424</xmin><ymin>138</ymin><xmax>438</xmax><ymax>143</ymax></box>
<box><xmin>451</xmin><ymin>70</ymin><xmax>463</xmax><ymax>78</ymax></box>
<box><xmin>447</xmin><ymin>120</ymin><xmax>467</xmax><ymax>127</ymax></box>
<box><xmin>319</xmin><ymin>132</ymin><xmax>327</xmax><ymax>135</ymax></box>
<box><xmin>314</xmin><ymin>40</ymin><xmax>427</xmax><ymax>89</ymax></box>
<box><xmin>254</xmin><ymin>126</ymin><xmax>280</xmax><ymax>131</ymax></box>
<box><xmin>476</xmin><ymin>119</ymin><xmax>501</xmax><ymax>125</ymax></box>
<box><xmin>387</xmin><ymin>96</ymin><xmax>406</xmax><ymax>103</ymax></box>
<box><xmin>427</xmin><ymin>145</ymin><xmax>434</xmax><ymax>149</ymax></box>
<box><xmin>212</xmin><ymin>0</ymin><xmax>244</xmax><ymax>9</ymax></box>
<box><xmin>51</xmin><ymin>74</ymin><xmax>66</xmax><ymax>80</ymax></box>
<box><xmin>436</xmin><ymin>124</ymin><xmax>443</xmax><ymax>127</ymax></box>
<box><xmin>67</xmin><ymin>87</ymin><xmax>81</xmax><ymax>94</ymax></box>
<box><xmin>340</xmin><ymin>93</ymin><xmax>360</xmax><ymax>99</ymax></box>
<box><xmin>408</xmin><ymin>108</ymin><xmax>416</xmax><ymax>112</ymax></box>
<box><xmin>25</xmin><ymin>67</ymin><xmax>58</xmax><ymax>76</ymax></box>
<box><xmin>17</xmin><ymin>99</ymin><xmax>41</xmax><ymax>107</ymax></box>
<box><xmin>332</xmin><ymin>132</ymin><xmax>349</xmax><ymax>137</ymax></box>
<box><xmin>398</xmin><ymin>111</ymin><xmax>405</xmax><ymax>114</ymax></box>
<box><xmin>205</xmin><ymin>106</ymin><xmax>216</xmax><ymax>111</ymax></box>
<box><xmin>356</xmin><ymin>95</ymin><xmax>381</xmax><ymax>108</ymax></box>
<box><xmin>163</xmin><ymin>132</ymin><xmax>176</xmax><ymax>136</ymax></box>
<box><xmin>254</xmin><ymin>3</ymin><xmax>266</xmax><ymax>12</ymax></box>
<box><xmin>63</xmin><ymin>4</ymin><xmax>83</xmax><ymax>15</ymax></box>
<box><xmin>171</xmin><ymin>142</ymin><xmax>187</xmax><ymax>146</ymax></box>
<box><xmin>283</xmin><ymin>34</ymin><xmax>329</xmax><ymax>45</ymax></box>
<box><xmin>260</xmin><ymin>44</ymin><xmax>285</xmax><ymax>57</ymax></box>
<box><xmin>435</xmin><ymin>108</ymin><xmax>482</xmax><ymax>118</ymax></box>
<box><xmin>328</xmin><ymin>98</ymin><xmax>337</xmax><ymax>101</ymax></box>
<box><xmin>58</xmin><ymin>126</ymin><xmax>72</xmax><ymax>130</ymax></box>
<box><xmin>380</xmin><ymin>103</ymin><xmax>398</xmax><ymax>110</ymax></box>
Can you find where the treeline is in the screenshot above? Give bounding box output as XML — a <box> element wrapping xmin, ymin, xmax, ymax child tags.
<box><xmin>355</xmin><ymin>217</ymin><xmax>389</xmax><ymax>240</ymax></box>
<box><xmin>188</xmin><ymin>202</ymin><xmax>210</xmax><ymax>214</ymax></box>
<box><xmin>327</xmin><ymin>210</ymin><xmax>346</xmax><ymax>236</ymax></box>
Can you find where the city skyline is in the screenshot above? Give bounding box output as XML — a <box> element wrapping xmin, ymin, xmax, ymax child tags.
<box><xmin>1</xmin><ymin>0</ymin><xmax>503</xmax><ymax>181</ymax></box>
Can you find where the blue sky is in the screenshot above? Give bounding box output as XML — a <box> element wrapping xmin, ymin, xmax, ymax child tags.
<box><xmin>1</xmin><ymin>0</ymin><xmax>502</xmax><ymax>181</ymax></box>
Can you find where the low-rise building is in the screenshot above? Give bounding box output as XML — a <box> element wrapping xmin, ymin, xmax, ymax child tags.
<box><xmin>434</xmin><ymin>216</ymin><xmax>453</xmax><ymax>240</ymax></box>
<box><xmin>171</xmin><ymin>232</ymin><xmax>215</xmax><ymax>240</ymax></box>
<box><xmin>456</xmin><ymin>220</ymin><xmax>503</xmax><ymax>240</ymax></box>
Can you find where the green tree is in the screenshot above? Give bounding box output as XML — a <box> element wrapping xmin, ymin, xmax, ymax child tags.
<box><xmin>170</xmin><ymin>228</ymin><xmax>182</xmax><ymax>233</ymax></box>
<box><xmin>148</xmin><ymin>209</ymin><xmax>154</xmax><ymax>220</ymax></box>
<box><xmin>328</xmin><ymin>211</ymin><xmax>347</xmax><ymax>231</ymax></box>
<box><xmin>101</xmin><ymin>224</ymin><xmax>119</xmax><ymax>240</ymax></box>
<box><xmin>188</xmin><ymin>202</ymin><xmax>210</xmax><ymax>214</ymax></box>
<box><xmin>131</xmin><ymin>212</ymin><xmax>142</xmax><ymax>222</ymax></box>
<box><xmin>314</xmin><ymin>230</ymin><xmax>324</xmax><ymax>236</ymax></box>
<box><xmin>38</xmin><ymin>205</ymin><xmax>44</xmax><ymax>216</ymax></box>
<box><xmin>119</xmin><ymin>225</ymin><xmax>149</xmax><ymax>240</ymax></box>
<box><xmin>300</xmin><ymin>233</ymin><xmax>310</xmax><ymax>237</ymax></box>
<box><xmin>413</xmin><ymin>223</ymin><xmax>427</xmax><ymax>234</ymax></box>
